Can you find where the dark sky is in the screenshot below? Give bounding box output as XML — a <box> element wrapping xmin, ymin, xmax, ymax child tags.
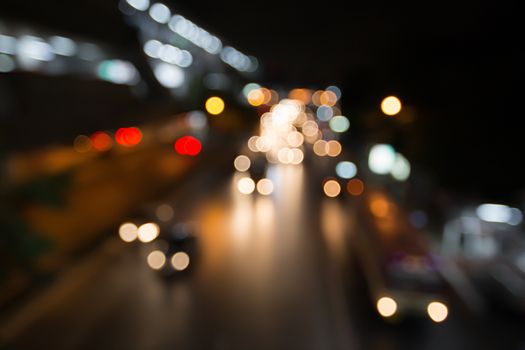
<box><xmin>3</xmin><ymin>0</ymin><xmax>524</xmax><ymax>200</ymax></box>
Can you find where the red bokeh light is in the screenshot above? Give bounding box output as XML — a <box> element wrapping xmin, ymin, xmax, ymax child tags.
<box><xmin>116</xmin><ymin>127</ymin><xmax>142</xmax><ymax>147</ymax></box>
<box><xmin>91</xmin><ymin>131</ymin><xmax>112</xmax><ymax>151</ymax></box>
<box><xmin>174</xmin><ymin>136</ymin><xmax>202</xmax><ymax>156</ymax></box>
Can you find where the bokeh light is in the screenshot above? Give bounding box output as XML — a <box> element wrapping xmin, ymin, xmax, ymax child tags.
<box><xmin>289</xmin><ymin>88</ymin><xmax>311</xmax><ymax>104</ymax></box>
<box><xmin>390</xmin><ymin>153</ymin><xmax>411</xmax><ymax>181</ymax></box>
<box><xmin>313</xmin><ymin>140</ymin><xmax>328</xmax><ymax>156</ymax></box>
<box><xmin>205</xmin><ymin>96</ymin><xmax>225</xmax><ymax>115</ymax></box>
<box><xmin>326</xmin><ymin>85</ymin><xmax>342</xmax><ymax>100</ymax></box>
<box><xmin>242</xmin><ymin>83</ymin><xmax>261</xmax><ymax>98</ymax></box>
<box><xmin>381</xmin><ymin>96</ymin><xmax>402</xmax><ymax>116</ymax></box>
<box><xmin>247</xmin><ymin>136</ymin><xmax>259</xmax><ymax>152</ymax></box>
<box><xmin>377</xmin><ymin>297</ymin><xmax>397</xmax><ymax>317</ymax></box>
<box><xmin>427</xmin><ymin>301</ymin><xmax>448</xmax><ymax>323</ymax></box>
<box><xmin>73</xmin><ymin>135</ymin><xmax>92</xmax><ymax>153</ymax></box>
<box><xmin>171</xmin><ymin>251</ymin><xmax>190</xmax><ymax>271</ymax></box>
<box><xmin>320</xmin><ymin>90</ymin><xmax>337</xmax><ymax>106</ymax></box>
<box><xmin>174</xmin><ymin>136</ymin><xmax>202</xmax><ymax>156</ymax></box>
<box><xmin>370</xmin><ymin>196</ymin><xmax>391</xmax><ymax>218</ymax></box>
<box><xmin>237</xmin><ymin>177</ymin><xmax>255</xmax><ymax>194</ymax></box>
<box><xmin>138</xmin><ymin>223</ymin><xmax>160</xmax><ymax>243</ymax></box>
<box><xmin>90</xmin><ymin>131</ymin><xmax>112</xmax><ymax>152</ymax></box>
<box><xmin>234</xmin><ymin>155</ymin><xmax>251</xmax><ymax>172</ymax></box>
<box><xmin>316</xmin><ymin>105</ymin><xmax>333</xmax><ymax>121</ymax></box>
<box><xmin>147</xmin><ymin>250</ymin><xmax>166</xmax><ymax>270</ymax></box>
<box><xmin>347</xmin><ymin>179</ymin><xmax>364</xmax><ymax>196</ymax></box>
<box><xmin>154</xmin><ymin>62</ymin><xmax>185</xmax><ymax>88</ymax></box>
<box><xmin>115</xmin><ymin>127</ymin><xmax>142</xmax><ymax>147</ymax></box>
<box><xmin>256</xmin><ymin>178</ymin><xmax>274</xmax><ymax>195</ymax></box>
<box><xmin>368</xmin><ymin>144</ymin><xmax>396</xmax><ymax>174</ymax></box>
<box><xmin>329</xmin><ymin>115</ymin><xmax>350</xmax><ymax>133</ymax></box>
<box><xmin>335</xmin><ymin>161</ymin><xmax>357</xmax><ymax>179</ymax></box>
<box><xmin>286</xmin><ymin>131</ymin><xmax>304</xmax><ymax>147</ymax></box>
<box><xmin>326</xmin><ymin>140</ymin><xmax>342</xmax><ymax>157</ymax></box>
<box><xmin>156</xmin><ymin>204</ymin><xmax>174</xmax><ymax>222</ymax></box>
<box><xmin>118</xmin><ymin>222</ymin><xmax>138</xmax><ymax>242</ymax></box>
<box><xmin>247</xmin><ymin>88</ymin><xmax>265</xmax><ymax>106</ymax></box>
<box><xmin>323</xmin><ymin>179</ymin><xmax>341</xmax><ymax>198</ymax></box>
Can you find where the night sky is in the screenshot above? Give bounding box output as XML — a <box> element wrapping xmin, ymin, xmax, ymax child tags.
<box><xmin>3</xmin><ymin>0</ymin><xmax>523</xmax><ymax>200</ymax></box>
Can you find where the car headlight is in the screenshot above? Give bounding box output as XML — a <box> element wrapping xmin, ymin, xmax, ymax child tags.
<box><xmin>427</xmin><ymin>301</ymin><xmax>448</xmax><ymax>322</ymax></box>
<box><xmin>376</xmin><ymin>296</ymin><xmax>397</xmax><ymax>317</ymax></box>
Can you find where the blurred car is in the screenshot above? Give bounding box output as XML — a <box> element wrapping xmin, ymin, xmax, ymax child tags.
<box><xmin>356</xmin><ymin>191</ymin><xmax>451</xmax><ymax>323</ymax></box>
<box><xmin>442</xmin><ymin>204</ymin><xmax>525</xmax><ymax>313</ymax></box>
<box><xmin>145</xmin><ymin>221</ymin><xmax>198</xmax><ymax>276</ymax></box>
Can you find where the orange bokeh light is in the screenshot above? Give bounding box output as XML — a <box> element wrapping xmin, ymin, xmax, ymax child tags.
<box><xmin>90</xmin><ymin>131</ymin><xmax>112</xmax><ymax>152</ymax></box>
<box><xmin>347</xmin><ymin>179</ymin><xmax>364</xmax><ymax>196</ymax></box>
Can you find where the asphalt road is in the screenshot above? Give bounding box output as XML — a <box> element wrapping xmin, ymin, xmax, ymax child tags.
<box><xmin>2</xmin><ymin>158</ymin><xmax>524</xmax><ymax>350</ymax></box>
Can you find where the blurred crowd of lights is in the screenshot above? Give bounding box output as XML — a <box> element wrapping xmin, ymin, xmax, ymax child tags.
<box><xmin>97</xmin><ymin>59</ymin><xmax>139</xmax><ymax>85</ymax></box>
<box><xmin>368</xmin><ymin>144</ymin><xmax>411</xmax><ymax>181</ymax></box>
<box><xmin>220</xmin><ymin>46</ymin><xmax>258</xmax><ymax>72</ymax></box>
<box><xmin>122</xmin><ymin>0</ymin><xmax>257</xmax><ymax>77</ymax></box>
<box><xmin>1</xmin><ymin>31</ymin><xmax>139</xmax><ymax>84</ymax></box>
<box><xmin>476</xmin><ymin>203</ymin><xmax>523</xmax><ymax>226</ymax></box>
<box><xmin>117</xmin><ymin>217</ymin><xmax>191</xmax><ymax>272</ymax></box>
<box><xmin>237</xmin><ymin>84</ymin><xmax>369</xmax><ymax>199</ymax></box>
<box><xmin>73</xmin><ymin>127</ymin><xmax>143</xmax><ymax>153</ymax></box>
<box><xmin>143</xmin><ymin>39</ymin><xmax>193</xmax><ymax>68</ymax></box>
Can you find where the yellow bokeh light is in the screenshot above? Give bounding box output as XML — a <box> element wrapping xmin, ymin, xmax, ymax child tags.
<box><xmin>323</xmin><ymin>179</ymin><xmax>341</xmax><ymax>197</ymax></box>
<box><xmin>119</xmin><ymin>222</ymin><xmax>138</xmax><ymax>242</ymax></box>
<box><xmin>289</xmin><ymin>88</ymin><xmax>312</xmax><ymax>104</ymax></box>
<box><xmin>427</xmin><ymin>301</ymin><xmax>448</xmax><ymax>323</ymax></box>
<box><xmin>377</xmin><ymin>297</ymin><xmax>397</xmax><ymax>317</ymax></box>
<box><xmin>138</xmin><ymin>223</ymin><xmax>160</xmax><ymax>243</ymax></box>
<box><xmin>370</xmin><ymin>196</ymin><xmax>391</xmax><ymax>218</ymax></box>
<box><xmin>381</xmin><ymin>96</ymin><xmax>402</xmax><ymax>116</ymax></box>
<box><xmin>326</xmin><ymin>140</ymin><xmax>342</xmax><ymax>157</ymax></box>
<box><xmin>320</xmin><ymin>90</ymin><xmax>337</xmax><ymax>106</ymax></box>
<box><xmin>287</xmin><ymin>131</ymin><xmax>304</xmax><ymax>147</ymax></box>
<box><xmin>289</xmin><ymin>148</ymin><xmax>304</xmax><ymax>165</ymax></box>
<box><xmin>237</xmin><ymin>177</ymin><xmax>255</xmax><ymax>194</ymax></box>
<box><xmin>247</xmin><ymin>136</ymin><xmax>259</xmax><ymax>152</ymax></box>
<box><xmin>147</xmin><ymin>250</ymin><xmax>166</xmax><ymax>270</ymax></box>
<box><xmin>256</xmin><ymin>178</ymin><xmax>274</xmax><ymax>195</ymax></box>
<box><xmin>234</xmin><ymin>155</ymin><xmax>251</xmax><ymax>172</ymax></box>
<box><xmin>205</xmin><ymin>96</ymin><xmax>225</xmax><ymax>115</ymax></box>
<box><xmin>247</xmin><ymin>89</ymin><xmax>265</xmax><ymax>106</ymax></box>
<box><xmin>302</xmin><ymin>121</ymin><xmax>319</xmax><ymax>137</ymax></box>
<box><xmin>312</xmin><ymin>90</ymin><xmax>324</xmax><ymax>106</ymax></box>
<box><xmin>313</xmin><ymin>140</ymin><xmax>328</xmax><ymax>156</ymax></box>
<box><xmin>260</xmin><ymin>87</ymin><xmax>272</xmax><ymax>105</ymax></box>
<box><xmin>171</xmin><ymin>251</ymin><xmax>190</xmax><ymax>271</ymax></box>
